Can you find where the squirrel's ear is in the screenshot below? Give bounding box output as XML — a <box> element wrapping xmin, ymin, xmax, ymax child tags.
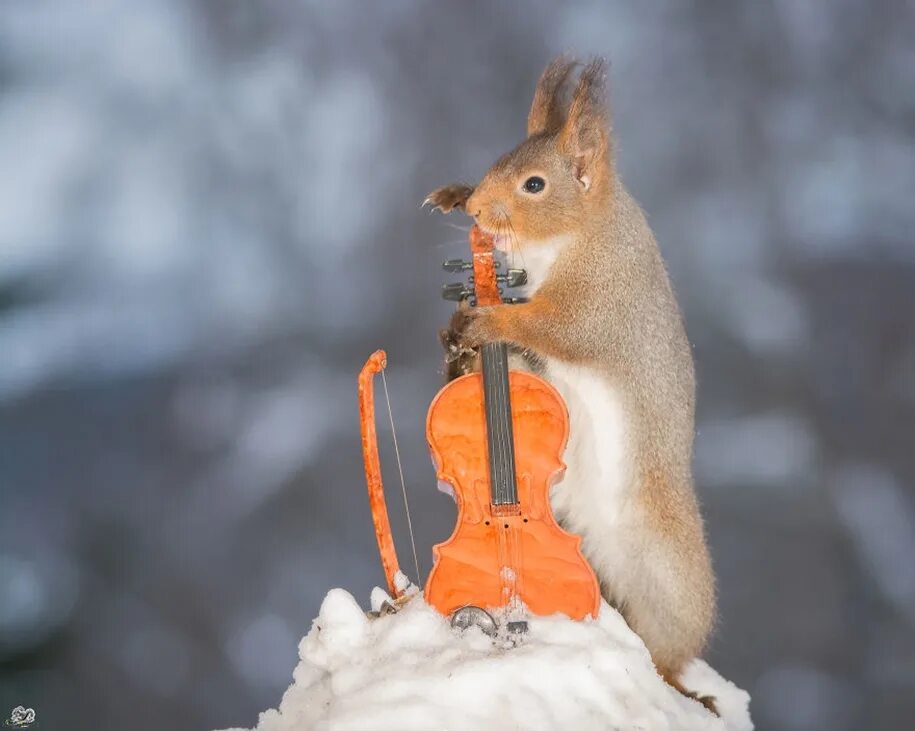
<box><xmin>527</xmin><ymin>56</ymin><xmax>577</xmax><ymax>137</ymax></box>
<box><xmin>559</xmin><ymin>58</ymin><xmax>610</xmax><ymax>192</ymax></box>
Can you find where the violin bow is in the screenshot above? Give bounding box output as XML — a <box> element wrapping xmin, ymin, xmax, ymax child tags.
<box><xmin>358</xmin><ymin>349</ymin><xmax>420</xmax><ymax>599</ymax></box>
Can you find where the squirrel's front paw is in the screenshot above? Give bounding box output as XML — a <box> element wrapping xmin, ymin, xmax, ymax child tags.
<box><xmin>423</xmin><ymin>183</ymin><xmax>474</xmax><ymax>214</ymax></box>
<box><xmin>451</xmin><ymin>306</ymin><xmax>501</xmax><ymax>348</ymax></box>
<box><xmin>440</xmin><ymin>307</ymin><xmax>479</xmax><ymax>380</ymax></box>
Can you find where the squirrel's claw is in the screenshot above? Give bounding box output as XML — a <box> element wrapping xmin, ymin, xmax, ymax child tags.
<box><xmin>439</xmin><ymin>327</ymin><xmax>477</xmax><ymax>382</ymax></box>
<box><xmin>423</xmin><ymin>183</ymin><xmax>474</xmax><ymax>214</ymax></box>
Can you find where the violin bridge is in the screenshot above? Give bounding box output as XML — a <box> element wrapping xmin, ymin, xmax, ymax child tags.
<box><xmin>490</xmin><ymin>503</ymin><xmax>522</xmax><ymax>518</ymax></box>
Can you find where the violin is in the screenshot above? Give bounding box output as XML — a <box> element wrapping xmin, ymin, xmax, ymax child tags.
<box><xmin>359</xmin><ymin>225</ymin><xmax>600</xmax><ymax>622</ymax></box>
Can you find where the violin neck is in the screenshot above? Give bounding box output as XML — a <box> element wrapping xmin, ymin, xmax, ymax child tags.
<box><xmin>481</xmin><ymin>342</ymin><xmax>519</xmax><ymax>506</ymax></box>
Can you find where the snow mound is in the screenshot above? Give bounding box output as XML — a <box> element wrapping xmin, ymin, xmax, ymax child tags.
<box><xmin>222</xmin><ymin>588</ymin><xmax>752</xmax><ymax>731</ymax></box>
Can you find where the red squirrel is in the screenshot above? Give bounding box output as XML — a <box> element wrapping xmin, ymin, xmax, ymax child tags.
<box><xmin>425</xmin><ymin>57</ymin><xmax>716</xmax><ymax>711</ymax></box>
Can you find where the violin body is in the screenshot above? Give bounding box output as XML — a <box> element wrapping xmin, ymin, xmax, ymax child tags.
<box><xmin>426</xmin><ymin>370</ymin><xmax>600</xmax><ymax>619</ymax></box>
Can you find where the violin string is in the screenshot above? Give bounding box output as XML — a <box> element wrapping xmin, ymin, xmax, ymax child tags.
<box><xmin>499</xmin><ymin>353</ymin><xmax>505</xmax><ymax>501</ymax></box>
<box><xmin>489</xmin><ymin>343</ymin><xmax>512</xmax><ymax>504</ymax></box>
<box><xmin>500</xmin><ymin>347</ymin><xmax>513</xmax><ymax>502</ymax></box>
<box><xmin>488</xmin><ymin>346</ymin><xmax>506</xmax><ymax>503</ymax></box>
<box><xmin>496</xmin><ymin>344</ymin><xmax>508</xmax><ymax>502</ymax></box>
<box><xmin>489</xmin><ymin>350</ymin><xmax>505</xmax><ymax>505</ymax></box>
<box><xmin>433</xmin><ymin>238</ymin><xmax>471</xmax><ymax>250</ymax></box>
<box><xmin>498</xmin><ymin>369</ymin><xmax>505</xmax><ymax>504</ymax></box>
<box><xmin>381</xmin><ymin>368</ymin><xmax>422</xmax><ymax>587</ymax></box>
<box><xmin>497</xmin><ymin>349</ymin><xmax>508</xmax><ymax>503</ymax></box>
<box><xmin>502</xmin><ymin>217</ymin><xmax>524</xmax><ymax>503</ymax></box>
<box><xmin>483</xmin><ymin>349</ymin><xmax>496</xmax><ymax>501</ymax></box>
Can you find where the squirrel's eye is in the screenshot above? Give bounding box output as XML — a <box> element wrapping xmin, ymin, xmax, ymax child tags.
<box><xmin>522</xmin><ymin>176</ymin><xmax>546</xmax><ymax>194</ymax></box>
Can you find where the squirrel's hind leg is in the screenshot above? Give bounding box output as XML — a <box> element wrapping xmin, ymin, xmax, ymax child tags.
<box><xmin>619</xmin><ymin>471</ymin><xmax>717</xmax><ymax>716</ymax></box>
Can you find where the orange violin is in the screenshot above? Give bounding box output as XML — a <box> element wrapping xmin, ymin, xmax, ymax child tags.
<box><xmin>358</xmin><ymin>225</ymin><xmax>600</xmax><ymax>622</ymax></box>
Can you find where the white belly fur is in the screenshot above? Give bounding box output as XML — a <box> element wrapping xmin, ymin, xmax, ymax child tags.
<box><xmin>545</xmin><ymin>360</ymin><xmax>632</xmax><ymax>537</ymax></box>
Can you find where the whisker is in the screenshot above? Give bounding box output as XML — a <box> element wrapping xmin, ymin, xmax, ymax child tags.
<box><xmin>440</xmin><ymin>221</ymin><xmax>472</xmax><ymax>233</ymax></box>
<box><xmin>506</xmin><ymin>216</ymin><xmax>527</xmax><ymax>273</ymax></box>
<box><xmin>507</xmin><ymin>219</ymin><xmax>518</xmax><ymax>270</ymax></box>
<box><xmin>432</xmin><ymin>238</ymin><xmax>473</xmax><ymax>249</ymax></box>
<box><xmin>496</xmin><ymin>215</ymin><xmax>511</xmax><ymax>267</ymax></box>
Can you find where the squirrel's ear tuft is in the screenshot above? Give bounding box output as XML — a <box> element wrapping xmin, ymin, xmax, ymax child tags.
<box><xmin>559</xmin><ymin>58</ymin><xmax>611</xmax><ymax>191</ymax></box>
<box><xmin>527</xmin><ymin>55</ymin><xmax>577</xmax><ymax>137</ymax></box>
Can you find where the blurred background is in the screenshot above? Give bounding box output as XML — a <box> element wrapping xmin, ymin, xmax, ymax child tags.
<box><xmin>1</xmin><ymin>1</ymin><xmax>913</xmax><ymax>729</ymax></box>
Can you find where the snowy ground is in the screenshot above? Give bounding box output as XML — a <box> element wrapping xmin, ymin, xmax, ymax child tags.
<box><xmin>221</xmin><ymin>586</ymin><xmax>752</xmax><ymax>731</ymax></box>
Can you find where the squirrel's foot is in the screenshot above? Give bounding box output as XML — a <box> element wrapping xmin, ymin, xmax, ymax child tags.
<box><xmin>423</xmin><ymin>183</ymin><xmax>475</xmax><ymax>214</ymax></box>
<box><xmin>661</xmin><ymin>670</ymin><xmax>719</xmax><ymax>717</ymax></box>
<box><xmin>366</xmin><ymin>592</ymin><xmax>416</xmax><ymax>619</ymax></box>
<box><xmin>684</xmin><ymin>690</ymin><xmax>718</xmax><ymax>716</ymax></box>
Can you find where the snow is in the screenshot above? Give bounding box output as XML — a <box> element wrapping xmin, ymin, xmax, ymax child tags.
<box><xmin>220</xmin><ymin>587</ymin><xmax>752</xmax><ymax>731</ymax></box>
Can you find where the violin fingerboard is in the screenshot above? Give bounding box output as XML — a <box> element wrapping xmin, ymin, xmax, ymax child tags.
<box><xmin>481</xmin><ymin>341</ymin><xmax>519</xmax><ymax>505</ymax></box>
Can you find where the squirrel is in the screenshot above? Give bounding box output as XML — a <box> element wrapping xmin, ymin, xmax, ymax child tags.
<box><xmin>425</xmin><ymin>57</ymin><xmax>717</xmax><ymax>712</ymax></box>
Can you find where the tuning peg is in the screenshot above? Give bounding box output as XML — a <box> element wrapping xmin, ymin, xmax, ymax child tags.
<box><xmin>502</xmin><ymin>296</ymin><xmax>529</xmax><ymax>305</ymax></box>
<box><xmin>442</xmin><ymin>258</ymin><xmax>473</xmax><ymax>273</ymax></box>
<box><xmin>442</xmin><ymin>282</ymin><xmax>474</xmax><ymax>302</ymax></box>
<box><xmin>497</xmin><ymin>268</ymin><xmax>527</xmax><ymax>288</ymax></box>
<box><xmin>507</xmin><ymin>268</ymin><xmax>527</xmax><ymax>287</ymax></box>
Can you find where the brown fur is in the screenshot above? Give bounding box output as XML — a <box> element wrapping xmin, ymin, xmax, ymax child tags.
<box><xmin>426</xmin><ymin>56</ymin><xmax>716</xmax><ymax>711</ymax></box>
<box><xmin>527</xmin><ymin>55</ymin><xmax>577</xmax><ymax>136</ymax></box>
